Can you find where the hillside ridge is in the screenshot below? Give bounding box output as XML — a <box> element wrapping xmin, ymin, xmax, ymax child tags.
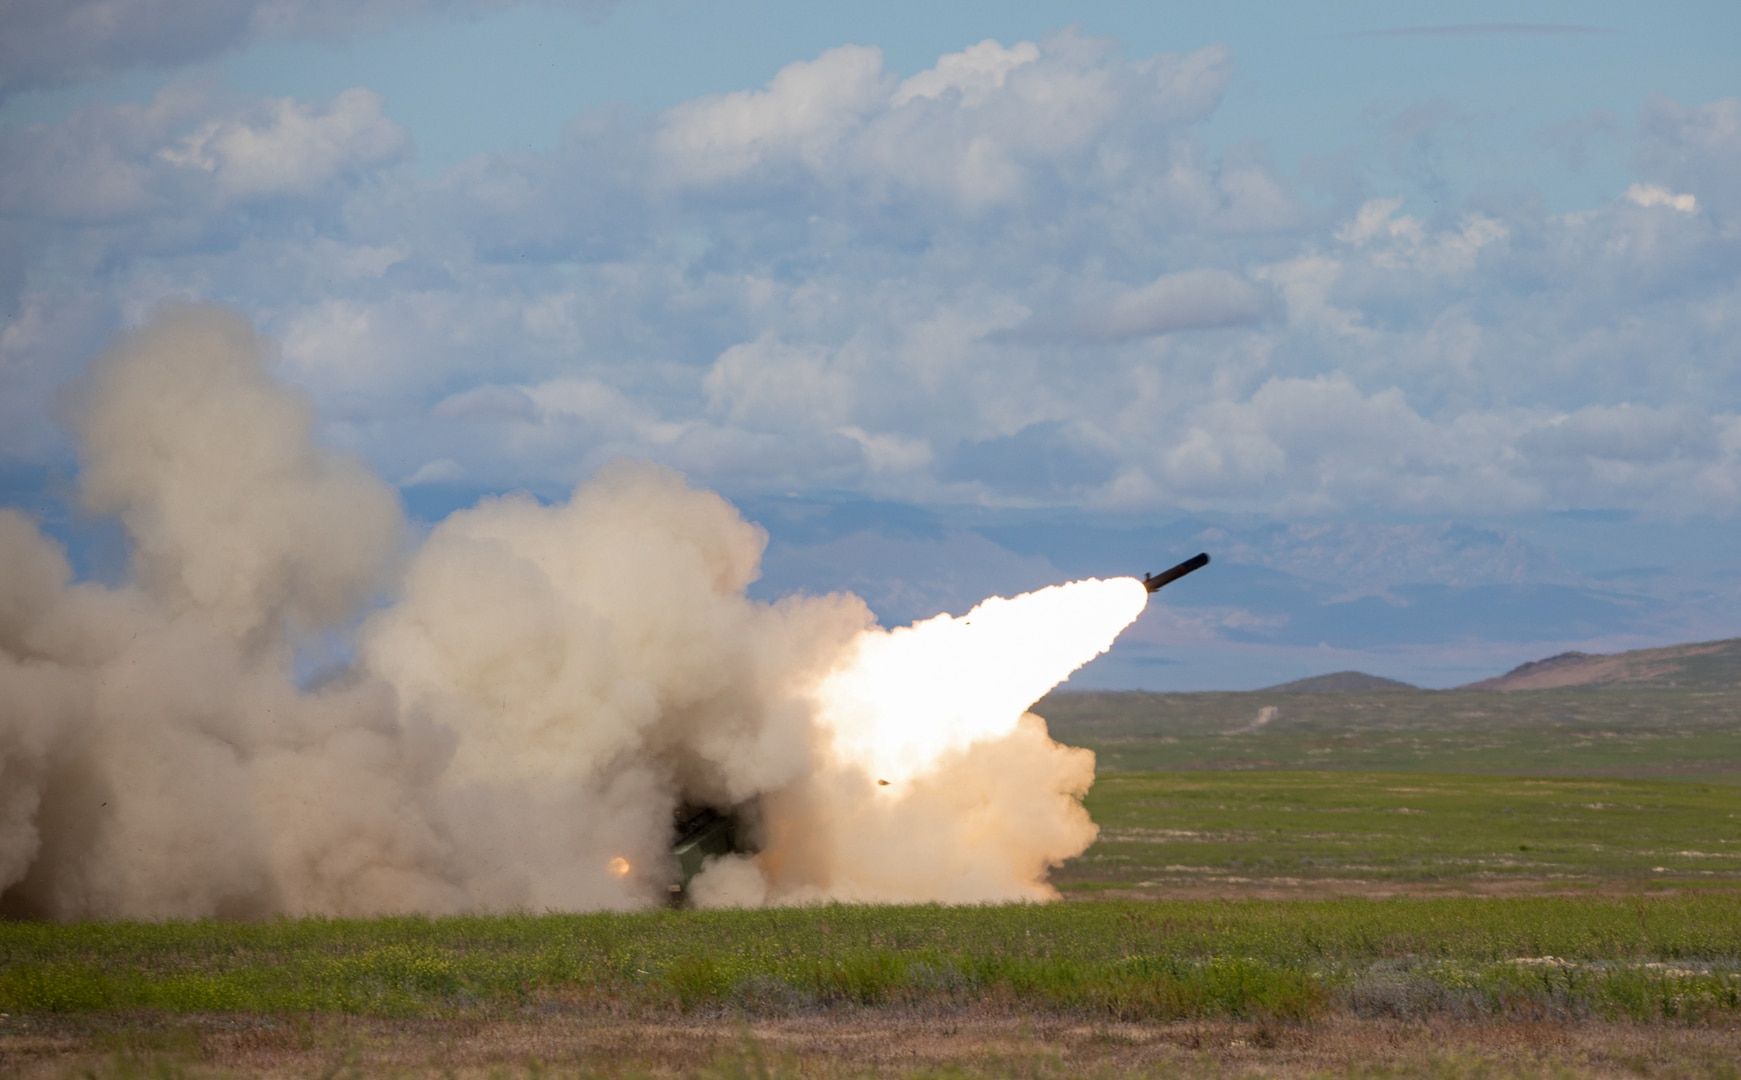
<box><xmin>1260</xmin><ymin>671</ymin><xmax>1418</xmax><ymax>693</ymax></box>
<box><xmin>1461</xmin><ymin>637</ymin><xmax>1741</xmax><ymax>691</ymax></box>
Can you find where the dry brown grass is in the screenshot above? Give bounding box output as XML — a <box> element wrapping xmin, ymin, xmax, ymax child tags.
<box><xmin>5</xmin><ymin>1008</ymin><xmax>1739</xmax><ymax>1079</ymax></box>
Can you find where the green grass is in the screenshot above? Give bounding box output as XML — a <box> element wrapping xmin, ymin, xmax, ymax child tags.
<box><xmin>1036</xmin><ymin>687</ymin><xmax>1741</xmax><ymax>780</ymax></box>
<box><xmin>7</xmin><ymin>686</ymin><xmax>1739</xmax><ymax>1045</ymax></box>
<box><xmin>3</xmin><ymin>896</ymin><xmax>1740</xmax><ymax>1023</ymax></box>
<box><xmin>1058</xmin><ymin>771</ymin><xmax>1741</xmax><ymax>893</ymax></box>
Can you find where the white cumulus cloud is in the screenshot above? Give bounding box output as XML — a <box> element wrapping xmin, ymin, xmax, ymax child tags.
<box><xmin>1</xmin><ymin>33</ymin><xmax>1739</xmax><ymax>522</ymax></box>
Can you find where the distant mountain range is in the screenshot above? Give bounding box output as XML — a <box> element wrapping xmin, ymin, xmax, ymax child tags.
<box><xmin>1260</xmin><ymin>671</ymin><xmax>1419</xmax><ymax>693</ymax></box>
<box><xmin>1261</xmin><ymin>638</ymin><xmax>1741</xmax><ymax>693</ymax></box>
<box><xmin>1460</xmin><ymin>637</ymin><xmax>1741</xmax><ymax>691</ymax></box>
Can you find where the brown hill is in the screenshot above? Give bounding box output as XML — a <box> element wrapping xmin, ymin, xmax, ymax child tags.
<box><xmin>1461</xmin><ymin>637</ymin><xmax>1741</xmax><ymax>691</ymax></box>
<box><xmin>1261</xmin><ymin>671</ymin><xmax>1417</xmax><ymax>693</ymax></box>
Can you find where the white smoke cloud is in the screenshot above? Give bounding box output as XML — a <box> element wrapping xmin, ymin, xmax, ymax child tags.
<box><xmin>0</xmin><ymin>304</ymin><xmax>1112</xmax><ymax>919</ymax></box>
<box><xmin>71</xmin><ymin>304</ymin><xmax>405</xmax><ymax>642</ymax></box>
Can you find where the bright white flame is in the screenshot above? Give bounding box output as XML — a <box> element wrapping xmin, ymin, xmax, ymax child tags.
<box><xmin>813</xmin><ymin>577</ymin><xmax>1149</xmax><ymax>783</ymax></box>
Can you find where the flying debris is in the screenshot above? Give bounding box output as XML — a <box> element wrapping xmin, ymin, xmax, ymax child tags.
<box><xmin>1143</xmin><ymin>553</ymin><xmax>1210</xmax><ymax>593</ymax></box>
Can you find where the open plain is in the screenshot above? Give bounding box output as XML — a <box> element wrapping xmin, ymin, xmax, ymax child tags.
<box><xmin>6</xmin><ymin>678</ymin><xmax>1741</xmax><ymax>1078</ymax></box>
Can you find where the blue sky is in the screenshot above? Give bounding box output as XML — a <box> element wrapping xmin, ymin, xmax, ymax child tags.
<box><xmin>3</xmin><ymin>0</ymin><xmax>1739</xmax><ymax>689</ymax></box>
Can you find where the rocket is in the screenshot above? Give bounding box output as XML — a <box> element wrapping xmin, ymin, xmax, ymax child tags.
<box><xmin>659</xmin><ymin>552</ymin><xmax>1213</xmax><ymax>904</ymax></box>
<box><xmin>1142</xmin><ymin>552</ymin><xmax>1209</xmax><ymax>593</ymax></box>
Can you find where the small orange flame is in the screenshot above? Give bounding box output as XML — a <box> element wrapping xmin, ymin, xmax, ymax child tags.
<box><xmin>607</xmin><ymin>856</ymin><xmax>631</xmax><ymax>877</ymax></box>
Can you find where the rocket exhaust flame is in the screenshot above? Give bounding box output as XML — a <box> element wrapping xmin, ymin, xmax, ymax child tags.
<box><xmin>0</xmin><ymin>304</ymin><xmax>1184</xmax><ymax>919</ymax></box>
<box><xmin>814</xmin><ymin>578</ymin><xmax>1149</xmax><ymax>785</ymax></box>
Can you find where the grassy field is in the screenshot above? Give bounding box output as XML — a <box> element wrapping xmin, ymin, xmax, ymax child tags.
<box><xmin>1059</xmin><ymin>771</ymin><xmax>1741</xmax><ymax>896</ymax></box>
<box><xmin>1035</xmin><ymin>686</ymin><xmax>1741</xmax><ymax>779</ymax></box>
<box><xmin>4</xmin><ymin>895</ymin><xmax>1740</xmax><ymax>1022</ymax></box>
<box><xmin>6</xmin><ymin>896</ymin><xmax>1741</xmax><ymax>1076</ymax></box>
<box><xmin>6</xmin><ymin>686</ymin><xmax>1741</xmax><ymax>1077</ymax></box>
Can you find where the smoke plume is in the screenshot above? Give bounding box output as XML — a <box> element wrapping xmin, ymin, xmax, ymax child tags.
<box><xmin>0</xmin><ymin>304</ymin><xmax>1138</xmax><ymax>919</ymax></box>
